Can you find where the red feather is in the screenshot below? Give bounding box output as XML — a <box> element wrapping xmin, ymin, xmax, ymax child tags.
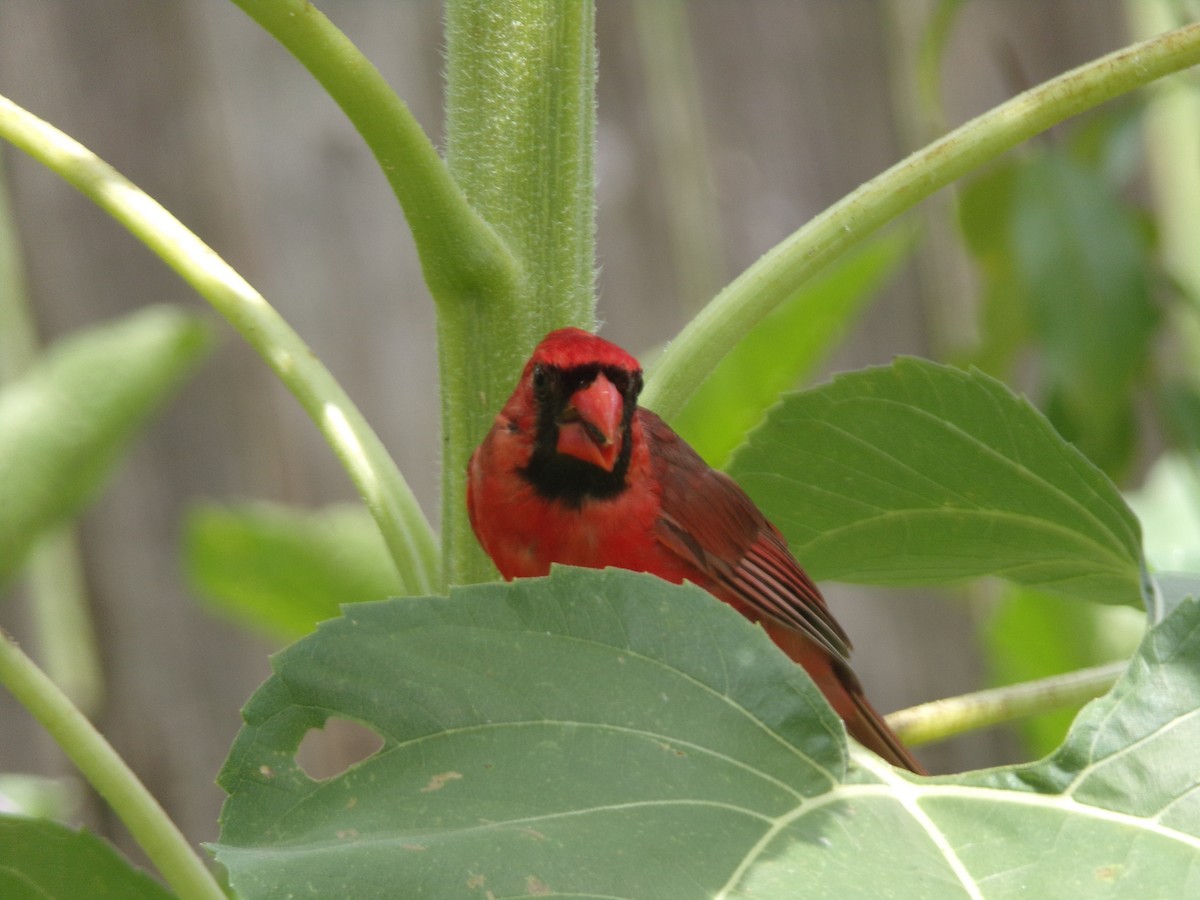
<box><xmin>468</xmin><ymin>328</ymin><xmax>923</xmax><ymax>773</ymax></box>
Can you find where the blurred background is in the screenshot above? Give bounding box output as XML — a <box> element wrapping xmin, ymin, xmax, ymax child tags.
<box><xmin>2</xmin><ymin>0</ymin><xmax>1197</xmax><ymax>861</ymax></box>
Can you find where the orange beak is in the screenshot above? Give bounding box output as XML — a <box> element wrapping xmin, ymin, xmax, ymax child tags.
<box><xmin>556</xmin><ymin>372</ymin><xmax>624</xmax><ymax>471</ymax></box>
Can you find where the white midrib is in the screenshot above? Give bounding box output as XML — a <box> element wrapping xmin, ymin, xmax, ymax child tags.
<box><xmin>713</xmin><ymin>748</ymin><xmax>1200</xmax><ymax>898</ymax></box>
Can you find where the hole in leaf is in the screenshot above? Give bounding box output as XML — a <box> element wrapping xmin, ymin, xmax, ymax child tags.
<box><xmin>295</xmin><ymin>717</ymin><xmax>385</xmax><ymax>781</ymax></box>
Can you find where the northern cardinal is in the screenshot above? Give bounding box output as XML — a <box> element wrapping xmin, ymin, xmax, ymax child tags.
<box><xmin>468</xmin><ymin>327</ymin><xmax>923</xmax><ymax>773</ymax></box>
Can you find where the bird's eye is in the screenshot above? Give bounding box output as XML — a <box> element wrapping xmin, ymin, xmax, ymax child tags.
<box><xmin>607</xmin><ymin>368</ymin><xmax>642</xmax><ymax>400</ymax></box>
<box><xmin>531</xmin><ymin>365</ymin><xmax>548</xmax><ymax>394</ymax></box>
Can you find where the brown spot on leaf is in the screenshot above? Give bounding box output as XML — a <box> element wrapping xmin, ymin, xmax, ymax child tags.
<box><xmin>420</xmin><ymin>770</ymin><xmax>464</xmax><ymax>793</ymax></box>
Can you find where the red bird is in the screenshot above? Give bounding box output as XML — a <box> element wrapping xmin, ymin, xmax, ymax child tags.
<box><xmin>468</xmin><ymin>327</ymin><xmax>923</xmax><ymax>773</ymax></box>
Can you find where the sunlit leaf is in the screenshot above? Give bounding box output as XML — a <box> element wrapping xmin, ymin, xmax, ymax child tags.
<box><xmin>727</xmin><ymin>358</ymin><xmax>1145</xmax><ymax>606</ymax></box>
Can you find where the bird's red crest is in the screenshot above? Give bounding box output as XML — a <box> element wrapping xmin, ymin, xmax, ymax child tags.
<box><xmin>525</xmin><ymin>327</ymin><xmax>641</xmax><ymax>377</ymax></box>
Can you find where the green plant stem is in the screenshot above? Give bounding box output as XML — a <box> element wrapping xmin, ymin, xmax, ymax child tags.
<box><xmin>228</xmin><ymin>0</ymin><xmax>517</xmax><ymax>305</ymax></box>
<box><xmin>0</xmin><ymin>150</ymin><xmax>38</xmax><ymax>379</ymax></box>
<box><xmin>643</xmin><ymin>21</ymin><xmax>1200</xmax><ymax>421</ymax></box>
<box><xmin>0</xmin><ymin>93</ymin><xmax>440</xmax><ymax>595</ymax></box>
<box><xmin>235</xmin><ymin>0</ymin><xmax>599</xmax><ymax>585</ymax></box>
<box><xmin>24</xmin><ymin>532</ymin><xmax>103</xmax><ymax>714</ymax></box>
<box><xmin>885</xmin><ymin>661</ymin><xmax>1126</xmax><ymax>747</ymax></box>
<box><xmin>442</xmin><ymin>0</ymin><xmax>598</xmax><ymax>584</ymax></box>
<box><xmin>0</xmin><ymin>629</ymin><xmax>226</xmax><ymax>900</ymax></box>
<box><xmin>0</xmin><ymin>150</ymin><xmax>102</xmax><ymax>713</ymax></box>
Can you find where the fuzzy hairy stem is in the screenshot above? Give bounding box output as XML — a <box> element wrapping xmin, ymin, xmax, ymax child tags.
<box><xmin>441</xmin><ymin>0</ymin><xmax>598</xmax><ymax>584</ymax></box>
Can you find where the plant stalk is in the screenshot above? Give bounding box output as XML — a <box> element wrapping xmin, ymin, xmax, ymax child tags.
<box><xmin>441</xmin><ymin>0</ymin><xmax>598</xmax><ymax>584</ymax></box>
<box><xmin>0</xmin><ymin>629</ymin><xmax>225</xmax><ymax>900</ymax></box>
<box><xmin>0</xmin><ymin>150</ymin><xmax>103</xmax><ymax>713</ymax></box>
<box><xmin>229</xmin><ymin>0</ymin><xmax>518</xmax><ymax>305</ymax></box>
<box><xmin>886</xmin><ymin>660</ymin><xmax>1126</xmax><ymax>747</ymax></box>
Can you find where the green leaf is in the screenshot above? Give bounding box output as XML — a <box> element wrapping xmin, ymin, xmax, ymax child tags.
<box><xmin>213</xmin><ymin>568</ymin><xmax>1200</xmax><ymax>897</ymax></box>
<box><xmin>671</xmin><ymin>231</ymin><xmax>911</xmax><ymax>468</ymax></box>
<box><xmin>726</xmin><ymin>357</ymin><xmax>1145</xmax><ymax>606</ymax></box>
<box><xmin>212</xmin><ymin>568</ymin><xmax>846</xmax><ymax>898</ymax></box>
<box><xmin>185</xmin><ymin>502</ymin><xmax>404</xmax><ymax>640</ymax></box>
<box><xmin>952</xmin><ymin>598</ymin><xmax>1200</xmax><ymax>894</ymax></box>
<box><xmin>0</xmin><ymin>814</ymin><xmax>173</xmax><ymax>899</ymax></box>
<box><xmin>0</xmin><ymin>305</ymin><xmax>209</xmax><ymax>584</ymax></box>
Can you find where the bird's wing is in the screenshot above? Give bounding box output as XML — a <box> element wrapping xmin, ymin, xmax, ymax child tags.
<box><xmin>641</xmin><ymin>410</ymin><xmax>852</xmax><ymax>664</ymax></box>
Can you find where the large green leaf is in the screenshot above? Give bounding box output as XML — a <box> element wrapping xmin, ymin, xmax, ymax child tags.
<box><xmin>185</xmin><ymin>502</ymin><xmax>403</xmax><ymax>640</ymax></box>
<box><xmin>0</xmin><ymin>815</ymin><xmax>173</xmax><ymax>899</ymax></box>
<box><xmin>213</xmin><ymin>568</ymin><xmax>1200</xmax><ymax>897</ymax></box>
<box><xmin>670</xmin><ymin>231</ymin><xmax>910</xmax><ymax>469</ymax></box>
<box><xmin>952</xmin><ymin>597</ymin><xmax>1200</xmax><ymax>894</ymax></box>
<box><xmin>0</xmin><ymin>305</ymin><xmax>209</xmax><ymax>583</ymax></box>
<box><xmin>727</xmin><ymin>358</ymin><xmax>1145</xmax><ymax>606</ymax></box>
<box><xmin>213</xmin><ymin>568</ymin><xmax>845</xmax><ymax>898</ymax></box>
